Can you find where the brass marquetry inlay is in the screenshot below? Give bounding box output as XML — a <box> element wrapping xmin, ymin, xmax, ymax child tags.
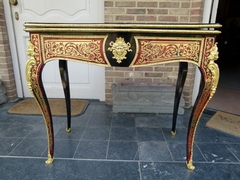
<box><xmin>140</xmin><ymin>42</ymin><xmax>200</xmax><ymax>63</ymax></box>
<box><xmin>130</xmin><ymin>37</ymin><xmax>204</xmax><ymax>66</ymax></box>
<box><xmin>108</xmin><ymin>37</ymin><xmax>132</xmax><ymax>63</ymax></box>
<box><xmin>42</xmin><ymin>36</ymin><xmax>108</xmax><ymax>65</ymax></box>
<box><xmin>208</xmin><ymin>43</ymin><xmax>219</xmax><ymax>99</ymax></box>
<box><xmin>44</xmin><ymin>40</ymin><xmax>101</xmax><ymax>61</ymax></box>
<box><xmin>25</xmin><ymin>40</ymin><xmax>36</xmax><ymax>94</ymax></box>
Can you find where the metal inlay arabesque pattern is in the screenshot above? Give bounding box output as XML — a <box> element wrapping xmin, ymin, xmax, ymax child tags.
<box><xmin>41</xmin><ymin>36</ymin><xmax>109</xmax><ymax>65</ymax></box>
<box><xmin>131</xmin><ymin>37</ymin><xmax>203</xmax><ymax>66</ymax></box>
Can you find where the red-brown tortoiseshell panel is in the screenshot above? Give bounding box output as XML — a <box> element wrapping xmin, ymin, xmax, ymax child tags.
<box><xmin>131</xmin><ymin>36</ymin><xmax>204</xmax><ymax>67</ymax></box>
<box><xmin>41</xmin><ymin>35</ymin><xmax>110</xmax><ymax>66</ymax></box>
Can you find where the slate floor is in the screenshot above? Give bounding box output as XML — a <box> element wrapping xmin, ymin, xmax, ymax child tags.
<box><xmin>0</xmin><ymin>100</ymin><xmax>240</xmax><ymax>180</ymax></box>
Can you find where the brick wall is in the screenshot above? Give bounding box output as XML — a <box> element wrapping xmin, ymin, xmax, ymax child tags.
<box><xmin>104</xmin><ymin>0</ymin><xmax>204</xmax><ymax>107</ymax></box>
<box><xmin>0</xmin><ymin>0</ymin><xmax>17</xmax><ymax>100</ymax></box>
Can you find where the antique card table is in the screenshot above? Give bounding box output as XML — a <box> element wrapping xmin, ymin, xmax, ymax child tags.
<box><xmin>24</xmin><ymin>23</ymin><xmax>221</xmax><ymax>170</ymax></box>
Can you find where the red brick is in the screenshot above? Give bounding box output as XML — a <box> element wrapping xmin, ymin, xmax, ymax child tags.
<box><xmin>0</xmin><ymin>62</ymin><xmax>12</xmax><ymax>68</ymax></box>
<box><xmin>105</xmin><ymin>89</ymin><xmax>113</xmax><ymax>93</ymax></box>
<box><xmin>159</xmin><ymin>2</ymin><xmax>180</xmax><ymax>8</ymax></box>
<box><xmin>190</xmin><ymin>9</ymin><xmax>202</xmax><ymax>15</ymax></box>
<box><xmin>0</xmin><ymin>57</ymin><xmax>11</xmax><ymax>64</ymax></box>
<box><xmin>180</xmin><ymin>16</ymin><xmax>189</xmax><ymax>22</ymax></box>
<box><xmin>105</xmin><ymin>93</ymin><xmax>113</xmax><ymax>99</ymax></box>
<box><xmin>192</xmin><ymin>2</ymin><xmax>203</xmax><ymax>8</ymax></box>
<box><xmin>105</xmin><ymin>77</ymin><xmax>113</xmax><ymax>82</ymax></box>
<box><xmin>181</xmin><ymin>2</ymin><xmax>190</xmax><ymax>8</ymax></box>
<box><xmin>136</xmin><ymin>16</ymin><xmax>157</xmax><ymax>21</ymax></box>
<box><xmin>105</xmin><ymin>84</ymin><xmax>113</xmax><ymax>89</ymax></box>
<box><xmin>115</xmin><ymin>78</ymin><xmax>134</xmax><ymax>83</ymax></box>
<box><xmin>165</xmin><ymin>62</ymin><xmax>179</xmax><ymax>67</ymax></box>
<box><xmin>125</xmin><ymin>72</ymin><xmax>143</xmax><ymax>78</ymax></box>
<box><xmin>190</xmin><ymin>16</ymin><xmax>202</xmax><ymax>22</ymax></box>
<box><xmin>105</xmin><ymin>15</ymin><xmax>114</xmax><ymax>22</ymax></box>
<box><xmin>104</xmin><ymin>1</ymin><xmax>114</xmax><ymax>7</ymax></box>
<box><xmin>158</xmin><ymin>16</ymin><xmax>178</xmax><ymax>22</ymax></box>
<box><xmin>154</xmin><ymin>67</ymin><xmax>173</xmax><ymax>72</ymax></box>
<box><xmin>0</xmin><ymin>39</ymin><xmax>10</xmax><ymax>44</ymax></box>
<box><xmin>147</xmin><ymin>9</ymin><xmax>168</xmax><ymax>15</ymax></box>
<box><xmin>105</xmin><ymin>67</ymin><xmax>114</xmax><ymax>71</ymax></box>
<box><xmin>0</xmin><ymin>21</ymin><xmax>6</xmax><ymax>26</ymax></box>
<box><xmin>1</xmin><ymin>73</ymin><xmax>15</xmax><ymax>81</ymax></box>
<box><xmin>115</xmin><ymin>67</ymin><xmax>134</xmax><ymax>71</ymax></box>
<box><xmin>137</xmin><ymin>2</ymin><xmax>158</xmax><ymax>7</ymax></box>
<box><xmin>6</xmin><ymin>93</ymin><xmax>17</xmax><ymax>99</ymax></box>
<box><xmin>115</xmin><ymin>15</ymin><xmax>135</xmax><ymax>21</ymax></box>
<box><xmin>127</xmin><ymin>9</ymin><xmax>146</xmax><ymax>14</ymax></box>
<box><xmin>134</xmin><ymin>78</ymin><xmax>152</xmax><ymax>83</ymax></box>
<box><xmin>115</xmin><ymin>1</ymin><xmax>136</xmax><ymax>7</ymax></box>
<box><xmin>6</xmin><ymin>87</ymin><xmax>17</xmax><ymax>93</ymax></box>
<box><xmin>169</xmin><ymin>9</ymin><xmax>189</xmax><ymax>15</ymax></box>
<box><xmin>153</xmin><ymin>78</ymin><xmax>173</xmax><ymax>83</ymax></box>
<box><xmin>0</xmin><ymin>50</ymin><xmax>11</xmax><ymax>56</ymax></box>
<box><xmin>145</xmin><ymin>72</ymin><xmax>163</xmax><ymax>77</ymax></box>
<box><xmin>105</xmin><ymin>7</ymin><xmax>125</xmax><ymax>14</ymax></box>
<box><xmin>0</xmin><ymin>14</ymin><xmax>4</xmax><ymax>20</ymax></box>
<box><xmin>105</xmin><ymin>71</ymin><xmax>124</xmax><ymax>77</ymax></box>
<box><xmin>135</xmin><ymin>67</ymin><xmax>153</xmax><ymax>71</ymax></box>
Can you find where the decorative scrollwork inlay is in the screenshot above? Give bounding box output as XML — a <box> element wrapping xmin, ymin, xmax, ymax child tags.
<box><xmin>43</xmin><ymin>38</ymin><xmax>107</xmax><ymax>64</ymax></box>
<box><xmin>108</xmin><ymin>37</ymin><xmax>132</xmax><ymax>63</ymax></box>
<box><xmin>131</xmin><ymin>37</ymin><xmax>203</xmax><ymax>66</ymax></box>
<box><xmin>140</xmin><ymin>42</ymin><xmax>200</xmax><ymax>62</ymax></box>
<box><xmin>208</xmin><ymin>43</ymin><xmax>219</xmax><ymax>99</ymax></box>
<box><xmin>25</xmin><ymin>40</ymin><xmax>36</xmax><ymax>94</ymax></box>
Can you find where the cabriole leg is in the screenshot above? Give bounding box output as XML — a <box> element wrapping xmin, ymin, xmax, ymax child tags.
<box><xmin>59</xmin><ymin>60</ymin><xmax>71</xmax><ymax>133</ymax></box>
<box><xmin>186</xmin><ymin>42</ymin><xmax>219</xmax><ymax>170</ymax></box>
<box><xmin>26</xmin><ymin>39</ymin><xmax>54</xmax><ymax>164</ymax></box>
<box><xmin>186</xmin><ymin>72</ymin><xmax>205</xmax><ymax>170</ymax></box>
<box><xmin>171</xmin><ymin>62</ymin><xmax>188</xmax><ymax>135</ymax></box>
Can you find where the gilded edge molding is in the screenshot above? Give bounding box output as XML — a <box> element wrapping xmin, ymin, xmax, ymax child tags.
<box><xmin>108</xmin><ymin>37</ymin><xmax>132</xmax><ymax>63</ymax></box>
<box><xmin>25</xmin><ymin>40</ymin><xmax>36</xmax><ymax>94</ymax></box>
<box><xmin>208</xmin><ymin>43</ymin><xmax>219</xmax><ymax>99</ymax></box>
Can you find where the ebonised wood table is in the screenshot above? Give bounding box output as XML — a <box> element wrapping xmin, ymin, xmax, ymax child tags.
<box><xmin>24</xmin><ymin>23</ymin><xmax>221</xmax><ymax>170</ymax></box>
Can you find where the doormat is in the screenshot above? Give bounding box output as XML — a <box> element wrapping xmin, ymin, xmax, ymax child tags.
<box><xmin>206</xmin><ymin>111</ymin><xmax>240</xmax><ymax>137</ymax></box>
<box><xmin>8</xmin><ymin>98</ymin><xmax>89</xmax><ymax>116</ymax></box>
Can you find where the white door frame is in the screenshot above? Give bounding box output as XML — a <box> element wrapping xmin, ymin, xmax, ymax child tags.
<box><xmin>192</xmin><ymin>0</ymin><xmax>219</xmax><ymax>105</ymax></box>
<box><xmin>3</xmin><ymin>0</ymin><xmax>24</xmax><ymax>98</ymax></box>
